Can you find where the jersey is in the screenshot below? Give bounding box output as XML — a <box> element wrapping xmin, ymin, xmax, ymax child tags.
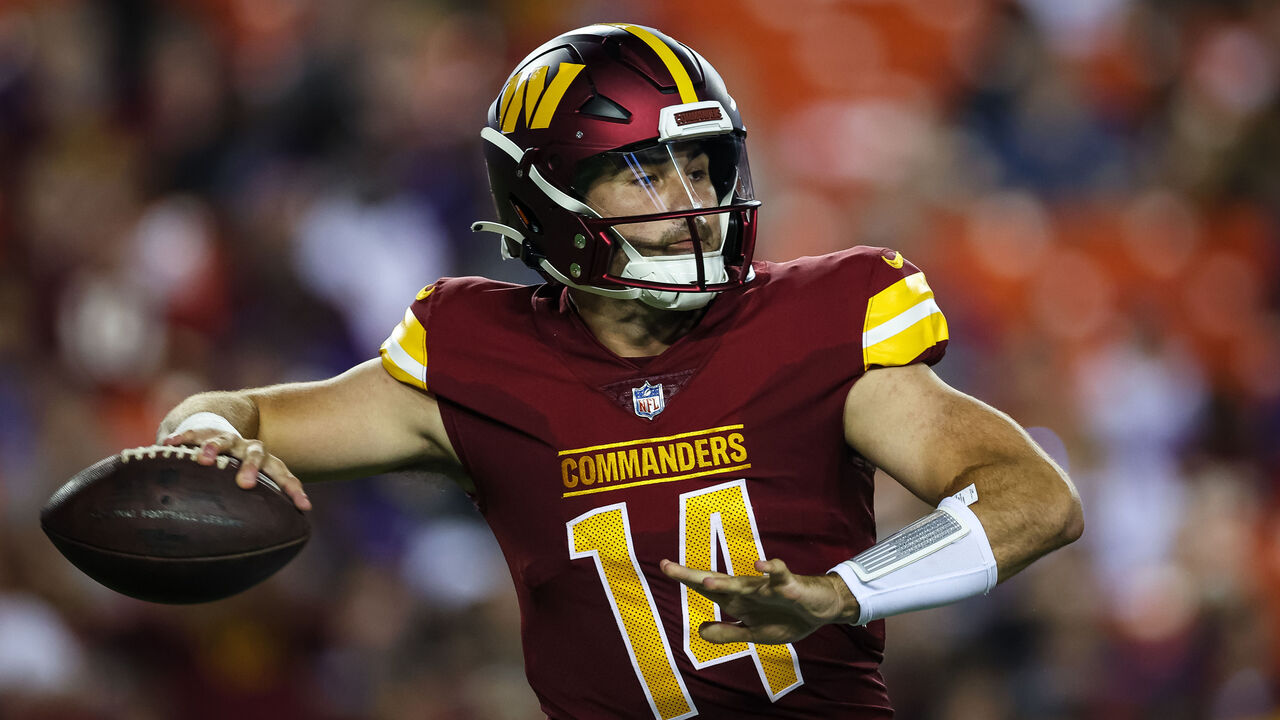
<box><xmin>378</xmin><ymin>246</ymin><xmax>948</xmax><ymax>719</ymax></box>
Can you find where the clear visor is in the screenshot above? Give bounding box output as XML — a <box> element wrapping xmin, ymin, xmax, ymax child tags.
<box><xmin>570</xmin><ymin>136</ymin><xmax>753</xmax><ymax>282</ymax></box>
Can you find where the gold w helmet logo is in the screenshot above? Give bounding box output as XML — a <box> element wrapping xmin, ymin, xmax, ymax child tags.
<box><xmin>498</xmin><ymin>62</ymin><xmax>585</xmax><ymax>133</ymax></box>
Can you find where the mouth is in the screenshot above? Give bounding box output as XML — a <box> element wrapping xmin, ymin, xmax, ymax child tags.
<box><xmin>663</xmin><ymin>238</ymin><xmax>696</xmax><ymax>254</ymax></box>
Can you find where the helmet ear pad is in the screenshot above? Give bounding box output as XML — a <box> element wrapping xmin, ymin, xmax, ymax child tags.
<box><xmin>725</xmin><ymin>210</ymin><xmax>742</xmax><ymax>260</ymax></box>
<box><xmin>482</xmin><ymin>139</ymin><xmax>615</xmax><ymax>284</ymax></box>
<box><xmin>481</xmin><ymin>139</ymin><xmax>537</xmax><ymax>269</ymax></box>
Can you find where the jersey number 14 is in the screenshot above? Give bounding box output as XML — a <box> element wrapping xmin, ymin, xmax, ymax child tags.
<box><xmin>566</xmin><ymin>479</ymin><xmax>803</xmax><ymax>720</ymax></box>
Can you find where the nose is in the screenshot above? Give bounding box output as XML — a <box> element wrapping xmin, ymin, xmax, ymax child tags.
<box><xmin>659</xmin><ymin>183</ymin><xmax>696</xmax><ymax>211</ymax></box>
<box><xmin>657</xmin><ymin>171</ymin><xmax>708</xmax><ymax>211</ymax></box>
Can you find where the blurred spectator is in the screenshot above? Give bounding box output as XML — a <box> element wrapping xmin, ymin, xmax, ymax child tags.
<box><xmin>292</xmin><ymin>182</ymin><xmax>451</xmax><ymax>354</ymax></box>
<box><xmin>1075</xmin><ymin>325</ymin><xmax>1205</xmax><ymax>603</ymax></box>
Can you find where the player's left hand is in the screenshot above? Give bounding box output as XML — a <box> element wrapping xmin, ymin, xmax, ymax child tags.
<box><xmin>659</xmin><ymin>558</ymin><xmax>858</xmax><ymax>645</ymax></box>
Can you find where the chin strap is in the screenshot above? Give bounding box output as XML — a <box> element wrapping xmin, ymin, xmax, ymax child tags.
<box><xmin>638</xmin><ymin>288</ymin><xmax>717</xmax><ymax>311</ymax></box>
<box><xmin>471</xmin><ymin>221</ymin><xmax>733</xmax><ymax>311</ymax></box>
<box><xmin>537</xmin><ymin>259</ymin><xmax>642</xmax><ymax>300</ymax></box>
<box><xmin>472</xmin><ymin>220</ymin><xmax>635</xmax><ymax>298</ymax></box>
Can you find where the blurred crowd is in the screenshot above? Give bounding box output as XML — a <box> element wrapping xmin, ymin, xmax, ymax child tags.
<box><xmin>1</xmin><ymin>0</ymin><xmax>1278</xmax><ymax>718</ymax></box>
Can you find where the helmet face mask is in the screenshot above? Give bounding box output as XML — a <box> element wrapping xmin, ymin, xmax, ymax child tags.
<box><xmin>574</xmin><ymin>136</ymin><xmax>754</xmax><ymax>296</ymax></box>
<box><xmin>473</xmin><ymin>24</ymin><xmax>760</xmax><ymax>310</ymax></box>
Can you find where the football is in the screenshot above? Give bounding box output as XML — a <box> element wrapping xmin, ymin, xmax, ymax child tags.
<box><xmin>41</xmin><ymin>445</ymin><xmax>310</xmax><ymax>604</ymax></box>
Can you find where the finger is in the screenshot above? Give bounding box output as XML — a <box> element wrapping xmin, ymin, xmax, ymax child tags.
<box><xmin>758</xmin><ymin>558</ymin><xmax>794</xmax><ymax>584</ymax></box>
<box><xmin>758</xmin><ymin>559</ymin><xmax>808</xmax><ymax>602</ymax></box>
<box><xmin>660</xmin><ymin>560</ymin><xmax>741</xmax><ymax>594</ymax></box>
<box><xmin>661</xmin><ymin>560</ymin><xmax>768</xmax><ymax>600</ymax></box>
<box><xmin>699</xmin><ymin>621</ymin><xmax>754</xmax><ymax>645</ymax></box>
<box><xmin>261</xmin><ymin>456</ymin><xmax>311</xmax><ymax>511</ymax></box>
<box><xmin>235</xmin><ymin>440</ymin><xmax>266</xmax><ymax>489</ymax></box>
<box><xmin>198</xmin><ymin>434</ymin><xmax>233</xmax><ymax>465</ymax></box>
<box><xmin>757</xmin><ymin>558</ymin><xmax>787</xmax><ymax>575</ymax></box>
<box><xmin>163</xmin><ymin>428</ymin><xmax>215</xmax><ymax>450</ymax></box>
<box><xmin>706</xmin><ymin>574</ymin><xmax>771</xmax><ymax>595</ymax></box>
<box><xmin>660</xmin><ymin>558</ymin><xmax>720</xmax><ymax>586</ymax></box>
<box><xmin>660</xmin><ymin>560</ymin><xmax>732</xmax><ymax>603</ymax></box>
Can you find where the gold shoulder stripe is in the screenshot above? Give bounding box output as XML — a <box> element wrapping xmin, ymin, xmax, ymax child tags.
<box><xmin>864</xmin><ymin>313</ymin><xmax>948</xmax><ymax>369</ymax></box>
<box><xmin>379</xmin><ymin>308</ymin><xmax>429</xmax><ymax>390</ymax></box>
<box><xmin>863</xmin><ymin>272</ymin><xmax>948</xmax><ymax>369</ymax></box>
<box><xmin>865</xmin><ymin>272</ymin><xmax>934</xmax><ymax>333</ymax></box>
<box><xmin>389</xmin><ymin>308</ymin><xmax>427</xmax><ymax>365</ymax></box>
<box><xmin>608</xmin><ymin>24</ymin><xmax>698</xmax><ymax>104</ymax></box>
<box><xmin>380</xmin><ymin>349</ymin><xmax>426</xmax><ymax>390</ymax></box>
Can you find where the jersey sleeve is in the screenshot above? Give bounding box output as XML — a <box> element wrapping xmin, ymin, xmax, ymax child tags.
<box><xmin>379</xmin><ymin>284</ymin><xmax>435</xmax><ymax>391</ymax></box>
<box><xmin>859</xmin><ymin>248</ymin><xmax>949</xmax><ymax>371</ymax></box>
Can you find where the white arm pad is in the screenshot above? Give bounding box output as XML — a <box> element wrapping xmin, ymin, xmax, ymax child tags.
<box><xmin>829</xmin><ymin>495</ymin><xmax>998</xmax><ymax>626</ymax></box>
<box><xmin>172</xmin><ymin>412</ymin><xmax>242</xmax><ymax>439</ymax></box>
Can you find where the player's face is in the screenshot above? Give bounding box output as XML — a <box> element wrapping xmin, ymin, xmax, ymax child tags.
<box><xmin>581</xmin><ymin>143</ymin><xmax>724</xmax><ymax>271</ymax></box>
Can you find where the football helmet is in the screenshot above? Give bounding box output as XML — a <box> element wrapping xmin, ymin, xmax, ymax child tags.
<box><xmin>472</xmin><ymin>24</ymin><xmax>759</xmax><ymax>311</ymax></box>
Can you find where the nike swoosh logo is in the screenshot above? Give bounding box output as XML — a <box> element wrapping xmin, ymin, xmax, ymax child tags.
<box><xmin>882</xmin><ymin>251</ymin><xmax>904</xmax><ymax>269</ymax></box>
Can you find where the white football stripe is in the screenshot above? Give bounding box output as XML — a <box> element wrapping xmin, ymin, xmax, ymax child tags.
<box><xmin>863</xmin><ymin>298</ymin><xmax>942</xmax><ymax>349</ymax></box>
<box><xmin>381</xmin><ymin>337</ymin><xmax>428</xmax><ymax>386</ymax></box>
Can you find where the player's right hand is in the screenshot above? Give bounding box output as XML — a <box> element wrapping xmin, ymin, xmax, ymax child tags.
<box><xmin>162</xmin><ymin>429</ymin><xmax>312</xmax><ymax>511</ymax></box>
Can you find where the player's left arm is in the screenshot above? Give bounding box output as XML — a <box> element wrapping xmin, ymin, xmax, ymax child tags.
<box><xmin>842</xmin><ymin>362</ymin><xmax>1083</xmax><ymax>581</ymax></box>
<box><xmin>660</xmin><ymin>367</ymin><xmax>1083</xmax><ymax>644</ymax></box>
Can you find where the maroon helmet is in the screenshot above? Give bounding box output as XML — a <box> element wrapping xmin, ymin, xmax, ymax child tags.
<box><xmin>472</xmin><ymin>23</ymin><xmax>759</xmax><ymax>310</ymax></box>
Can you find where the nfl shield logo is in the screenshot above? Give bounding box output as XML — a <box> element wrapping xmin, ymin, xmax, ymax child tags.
<box><xmin>631</xmin><ymin>381</ymin><xmax>665</xmax><ymax>420</ymax></box>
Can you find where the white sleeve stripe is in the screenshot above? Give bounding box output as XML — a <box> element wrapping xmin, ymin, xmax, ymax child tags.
<box><xmin>863</xmin><ymin>297</ymin><xmax>941</xmax><ymax>349</ymax></box>
<box><xmin>381</xmin><ymin>337</ymin><xmax>428</xmax><ymax>385</ymax></box>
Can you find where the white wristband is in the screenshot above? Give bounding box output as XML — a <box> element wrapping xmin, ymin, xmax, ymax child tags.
<box><xmin>172</xmin><ymin>411</ymin><xmax>242</xmax><ymax>439</ymax></box>
<box><xmin>830</xmin><ymin>492</ymin><xmax>998</xmax><ymax>625</ymax></box>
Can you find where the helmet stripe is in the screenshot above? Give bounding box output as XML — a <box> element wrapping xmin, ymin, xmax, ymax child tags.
<box><xmin>522</xmin><ymin>65</ymin><xmax>549</xmax><ymax>127</ymax></box>
<box><xmin>498</xmin><ymin>74</ymin><xmax>520</xmax><ymax>127</ymax></box>
<box><xmin>531</xmin><ymin>63</ymin><xmax>585</xmax><ymax>129</ymax></box>
<box><xmin>608</xmin><ymin>24</ymin><xmax>698</xmax><ymax>104</ymax></box>
<box><xmin>500</xmin><ymin>63</ymin><xmax>586</xmax><ymax>132</ymax></box>
<box><xmin>500</xmin><ymin>65</ymin><xmax>548</xmax><ymax>133</ymax></box>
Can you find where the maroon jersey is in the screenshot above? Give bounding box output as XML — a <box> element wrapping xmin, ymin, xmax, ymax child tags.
<box><xmin>379</xmin><ymin>246</ymin><xmax>948</xmax><ymax>719</ymax></box>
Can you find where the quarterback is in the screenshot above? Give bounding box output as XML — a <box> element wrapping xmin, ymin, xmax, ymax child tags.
<box><xmin>158</xmin><ymin>24</ymin><xmax>1083</xmax><ymax>718</ymax></box>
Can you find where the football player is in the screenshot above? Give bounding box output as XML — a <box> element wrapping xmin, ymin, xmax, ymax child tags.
<box><xmin>159</xmin><ymin>24</ymin><xmax>1082</xmax><ymax>719</ymax></box>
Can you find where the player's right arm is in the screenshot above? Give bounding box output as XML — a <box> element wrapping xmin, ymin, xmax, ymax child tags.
<box><xmin>157</xmin><ymin>358</ymin><xmax>461</xmax><ymax>510</ymax></box>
